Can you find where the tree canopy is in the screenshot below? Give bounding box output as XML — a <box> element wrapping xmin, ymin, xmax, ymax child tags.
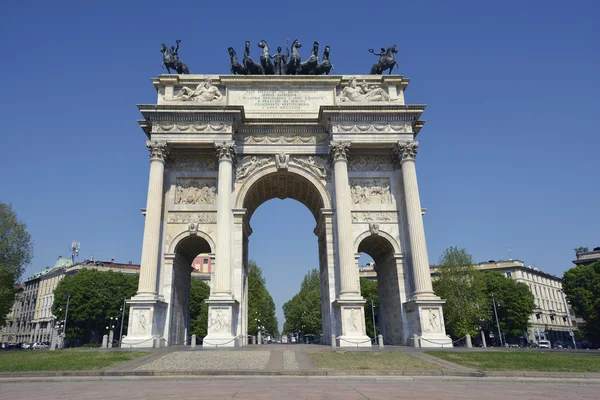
<box><xmin>189</xmin><ymin>277</ymin><xmax>210</xmax><ymax>338</ymax></box>
<box><xmin>247</xmin><ymin>261</ymin><xmax>279</xmax><ymax>337</ymax></box>
<box><xmin>563</xmin><ymin>261</ymin><xmax>600</xmax><ymax>344</ymax></box>
<box><xmin>0</xmin><ymin>203</ymin><xmax>33</xmax><ymax>326</ymax></box>
<box><xmin>432</xmin><ymin>247</ymin><xmax>489</xmax><ymax>338</ymax></box>
<box><xmin>478</xmin><ymin>271</ymin><xmax>535</xmax><ymax>337</ymax></box>
<box><xmin>282</xmin><ymin>269</ymin><xmax>321</xmax><ymax>335</ymax></box>
<box><xmin>52</xmin><ymin>269</ymin><xmax>138</xmax><ymax>344</ymax></box>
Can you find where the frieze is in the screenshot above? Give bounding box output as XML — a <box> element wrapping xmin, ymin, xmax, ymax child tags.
<box><xmin>168</xmin><ymin>212</ymin><xmax>217</xmax><ymax>224</ymax></box>
<box><xmin>234</xmin><ymin>132</ymin><xmax>329</xmax><ymax>145</ymax></box>
<box><xmin>333</xmin><ymin>123</ymin><xmax>411</xmax><ymax>134</ymax></box>
<box><xmin>154</xmin><ymin>122</ymin><xmax>231</xmax><ymax>134</ymax></box>
<box><xmin>350</xmin><ymin>178</ymin><xmax>392</xmax><ymax>204</ymax></box>
<box><xmin>175</xmin><ymin>178</ymin><xmax>217</xmax><ymax>205</ymax></box>
<box><xmin>349</xmin><ymin>156</ymin><xmax>394</xmax><ymax>171</ymax></box>
<box><xmin>351</xmin><ymin>212</ymin><xmax>398</xmax><ymax>223</ymax></box>
<box><xmin>170</xmin><ymin>154</ymin><xmax>216</xmax><ymax>171</ymax></box>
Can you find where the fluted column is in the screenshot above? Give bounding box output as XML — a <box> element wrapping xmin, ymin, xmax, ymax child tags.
<box><xmin>394</xmin><ymin>141</ymin><xmax>435</xmax><ymax>298</ymax></box>
<box><xmin>330</xmin><ymin>142</ymin><xmax>361</xmax><ymax>298</ymax></box>
<box><xmin>137</xmin><ymin>141</ymin><xmax>169</xmax><ymax>296</ymax></box>
<box><xmin>213</xmin><ymin>141</ymin><xmax>236</xmax><ymax>297</ymax></box>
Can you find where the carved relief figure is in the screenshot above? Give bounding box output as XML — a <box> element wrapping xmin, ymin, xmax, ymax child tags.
<box><xmin>168</xmin><ymin>212</ymin><xmax>217</xmax><ymax>223</ymax></box>
<box><xmin>275</xmin><ymin>153</ymin><xmax>289</xmax><ymax>170</ymax></box>
<box><xmin>346</xmin><ymin>308</ymin><xmax>361</xmax><ymax>333</ymax></box>
<box><xmin>292</xmin><ymin>156</ymin><xmax>329</xmax><ymax>179</ymax></box>
<box><xmin>350</xmin><ymin>178</ymin><xmax>392</xmax><ymax>204</ymax></box>
<box><xmin>351</xmin><ymin>212</ymin><xmax>398</xmax><ymax>223</ymax></box>
<box><xmin>340</xmin><ymin>77</ymin><xmax>394</xmax><ymax>102</ymax></box>
<box><xmin>134</xmin><ymin>310</ymin><xmax>148</xmax><ymax>334</ymax></box>
<box><xmin>424</xmin><ymin>309</ymin><xmax>440</xmax><ymax>333</ymax></box>
<box><xmin>349</xmin><ymin>156</ymin><xmax>394</xmax><ymax>171</ymax></box>
<box><xmin>175</xmin><ymin>78</ymin><xmax>222</xmax><ymax>102</ymax></box>
<box><xmin>236</xmin><ymin>156</ymin><xmax>271</xmax><ymax>182</ymax></box>
<box><xmin>211</xmin><ymin>309</ymin><xmax>231</xmax><ymax>333</ymax></box>
<box><xmin>175</xmin><ymin>178</ymin><xmax>217</xmax><ymax>204</ymax></box>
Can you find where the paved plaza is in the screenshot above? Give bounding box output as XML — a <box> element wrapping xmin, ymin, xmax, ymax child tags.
<box><xmin>1</xmin><ymin>377</ymin><xmax>597</xmax><ymax>399</ymax></box>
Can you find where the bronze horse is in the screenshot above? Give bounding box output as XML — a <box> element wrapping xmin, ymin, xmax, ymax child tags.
<box><xmin>243</xmin><ymin>40</ymin><xmax>263</xmax><ymax>75</ymax></box>
<box><xmin>257</xmin><ymin>40</ymin><xmax>274</xmax><ymax>75</ymax></box>
<box><xmin>369</xmin><ymin>45</ymin><xmax>399</xmax><ymax>75</ymax></box>
<box><xmin>160</xmin><ymin>42</ymin><xmax>190</xmax><ymax>74</ymax></box>
<box><xmin>286</xmin><ymin>39</ymin><xmax>302</xmax><ymax>75</ymax></box>
<box><xmin>316</xmin><ymin>45</ymin><xmax>334</xmax><ymax>75</ymax></box>
<box><xmin>228</xmin><ymin>47</ymin><xmax>247</xmax><ymax>75</ymax></box>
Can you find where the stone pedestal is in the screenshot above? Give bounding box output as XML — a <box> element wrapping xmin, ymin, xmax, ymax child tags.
<box><xmin>405</xmin><ymin>299</ymin><xmax>452</xmax><ymax>348</ymax></box>
<box><xmin>335</xmin><ymin>299</ymin><xmax>372</xmax><ymax>347</ymax></box>
<box><xmin>121</xmin><ymin>299</ymin><xmax>167</xmax><ymax>348</ymax></box>
<box><xmin>203</xmin><ymin>299</ymin><xmax>238</xmax><ymax>348</ymax></box>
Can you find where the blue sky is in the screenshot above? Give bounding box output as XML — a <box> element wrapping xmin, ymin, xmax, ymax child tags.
<box><xmin>1</xmin><ymin>1</ymin><xmax>598</xmax><ymax>328</ymax></box>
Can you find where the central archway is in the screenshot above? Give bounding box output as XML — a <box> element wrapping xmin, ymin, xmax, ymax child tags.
<box><xmin>234</xmin><ymin>166</ymin><xmax>336</xmax><ymax>345</ymax></box>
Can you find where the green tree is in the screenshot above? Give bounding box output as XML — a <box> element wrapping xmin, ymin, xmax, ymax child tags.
<box><xmin>0</xmin><ymin>203</ymin><xmax>33</xmax><ymax>326</ymax></box>
<box><xmin>189</xmin><ymin>278</ymin><xmax>210</xmax><ymax>338</ymax></box>
<box><xmin>477</xmin><ymin>271</ymin><xmax>535</xmax><ymax>337</ymax></box>
<box><xmin>563</xmin><ymin>261</ymin><xmax>600</xmax><ymax>344</ymax></box>
<box><xmin>432</xmin><ymin>247</ymin><xmax>489</xmax><ymax>339</ymax></box>
<box><xmin>360</xmin><ymin>278</ymin><xmax>379</xmax><ymax>338</ymax></box>
<box><xmin>283</xmin><ymin>269</ymin><xmax>321</xmax><ymax>335</ymax></box>
<box><xmin>247</xmin><ymin>261</ymin><xmax>279</xmax><ymax>337</ymax></box>
<box><xmin>52</xmin><ymin>269</ymin><xmax>138</xmax><ymax>344</ymax></box>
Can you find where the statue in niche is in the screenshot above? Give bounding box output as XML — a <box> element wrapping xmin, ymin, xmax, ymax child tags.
<box><xmin>160</xmin><ymin>40</ymin><xmax>190</xmax><ymax>74</ymax></box>
<box><xmin>340</xmin><ymin>77</ymin><xmax>392</xmax><ymax>102</ymax></box>
<box><xmin>272</xmin><ymin>39</ymin><xmax>290</xmax><ymax>75</ymax></box>
<box><xmin>175</xmin><ymin>78</ymin><xmax>222</xmax><ymax>102</ymax></box>
<box><xmin>368</xmin><ymin>45</ymin><xmax>399</xmax><ymax>75</ymax></box>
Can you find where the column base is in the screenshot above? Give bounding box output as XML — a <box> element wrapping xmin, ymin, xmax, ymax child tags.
<box><xmin>334</xmin><ymin>299</ymin><xmax>372</xmax><ymax>348</ymax></box>
<box><xmin>121</xmin><ymin>296</ymin><xmax>167</xmax><ymax>348</ymax></box>
<box><xmin>203</xmin><ymin>298</ymin><xmax>238</xmax><ymax>348</ymax></box>
<box><xmin>405</xmin><ymin>298</ymin><xmax>452</xmax><ymax>348</ymax></box>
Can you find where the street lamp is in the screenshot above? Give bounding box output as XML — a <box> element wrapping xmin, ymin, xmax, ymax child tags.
<box><xmin>106</xmin><ymin>316</ymin><xmax>119</xmax><ymax>348</ymax></box>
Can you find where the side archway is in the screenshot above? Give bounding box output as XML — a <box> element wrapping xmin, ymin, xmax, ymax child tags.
<box><xmin>355</xmin><ymin>229</ymin><xmax>406</xmax><ymax>345</ymax></box>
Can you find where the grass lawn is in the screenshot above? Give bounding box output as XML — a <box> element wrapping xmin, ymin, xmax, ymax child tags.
<box><xmin>0</xmin><ymin>350</ymin><xmax>150</xmax><ymax>372</ymax></box>
<box><xmin>309</xmin><ymin>351</ymin><xmax>439</xmax><ymax>370</ymax></box>
<box><xmin>425</xmin><ymin>351</ymin><xmax>600</xmax><ymax>372</ymax></box>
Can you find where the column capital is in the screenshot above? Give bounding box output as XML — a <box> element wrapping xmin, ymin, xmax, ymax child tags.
<box><xmin>146</xmin><ymin>140</ymin><xmax>169</xmax><ymax>162</ymax></box>
<box><xmin>215</xmin><ymin>141</ymin><xmax>237</xmax><ymax>164</ymax></box>
<box><xmin>329</xmin><ymin>141</ymin><xmax>351</xmax><ymax>164</ymax></box>
<box><xmin>392</xmin><ymin>141</ymin><xmax>419</xmax><ymax>165</ymax></box>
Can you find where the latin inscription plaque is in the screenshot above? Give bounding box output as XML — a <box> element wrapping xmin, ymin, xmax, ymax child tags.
<box><xmin>228</xmin><ymin>87</ymin><xmax>334</xmax><ymax>118</ymax></box>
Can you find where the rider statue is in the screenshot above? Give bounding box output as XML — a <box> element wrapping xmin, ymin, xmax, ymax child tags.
<box><xmin>272</xmin><ymin>39</ymin><xmax>290</xmax><ymax>75</ymax></box>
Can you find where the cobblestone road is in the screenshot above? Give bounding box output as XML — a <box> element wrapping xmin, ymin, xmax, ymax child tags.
<box><xmin>0</xmin><ymin>378</ymin><xmax>597</xmax><ymax>399</ymax></box>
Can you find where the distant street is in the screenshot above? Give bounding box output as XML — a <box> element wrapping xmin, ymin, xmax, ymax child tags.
<box><xmin>0</xmin><ymin>377</ymin><xmax>597</xmax><ymax>399</ymax></box>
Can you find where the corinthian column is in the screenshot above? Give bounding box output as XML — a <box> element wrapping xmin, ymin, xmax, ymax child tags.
<box><xmin>213</xmin><ymin>141</ymin><xmax>236</xmax><ymax>298</ymax></box>
<box><xmin>137</xmin><ymin>141</ymin><xmax>169</xmax><ymax>296</ymax></box>
<box><xmin>330</xmin><ymin>142</ymin><xmax>361</xmax><ymax>298</ymax></box>
<box><xmin>394</xmin><ymin>141</ymin><xmax>435</xmax><ymax>298</ymax></box>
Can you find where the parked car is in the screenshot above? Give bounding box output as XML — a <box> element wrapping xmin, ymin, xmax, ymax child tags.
<box><xmin>538</xmin><ymin>340</ymin><xmax>551</xmax><ymax>349</ymax></box>
<box><xmin>32</xmin><ymin>342</ymin><xmax>49</xmax><ymax>349</ymax></box>
<box><xmin>22</xmin><ymin>342</ymin><xmax>34</xmax><ymax>349</ymax></box>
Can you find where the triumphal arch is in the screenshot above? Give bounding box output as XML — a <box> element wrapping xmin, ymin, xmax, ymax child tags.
<box><xmin>122</xmin><ymin>74</ymin><xmax>452</xmax><ymax>348</ymax></box>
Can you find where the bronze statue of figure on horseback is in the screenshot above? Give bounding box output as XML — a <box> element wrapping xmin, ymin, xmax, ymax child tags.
<box><xmin>160</xmin><ymin>40</ymin><xmax>190</xmax><ymax>74</ymax></box>
<box><xmin>369</xmin><ymin>45</ymin><xmax>399</xmax><ymax>75</ymax></box>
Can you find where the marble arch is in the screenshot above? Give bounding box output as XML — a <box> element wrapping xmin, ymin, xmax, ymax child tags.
<box><xmin>122</xmin><ymin>74</ymin><xmax>452</xmax><ymax>348</ymax></box>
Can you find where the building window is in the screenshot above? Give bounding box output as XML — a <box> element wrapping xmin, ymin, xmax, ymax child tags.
<box><xmin>506</xmin><ymin>272</ymin><xmax>512</xmax><ymax>278</ymax></box>
<box><xmin>203</xmin><ymin>259</ymin><xmax>208</xmax><ymax>265</ymax></box>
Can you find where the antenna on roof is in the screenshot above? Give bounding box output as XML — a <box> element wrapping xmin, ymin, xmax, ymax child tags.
<box><xmin>71</xmin><ymin>241</ymin><xmax>80</xmax><ymax>265</ymax></box>
<box><xmin>508</xmin><ymin>245</ymin><xmax>512</xmax><ymax>261</ymax></box>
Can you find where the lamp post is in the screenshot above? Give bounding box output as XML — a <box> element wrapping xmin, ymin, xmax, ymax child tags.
<box><xmin>371</xmin><ymin>299</ymin><xmax>377</xmax><ymax>341</ymax></box>
<box><xmin>119</xmin><ymin>298</ymin><xmax>126</xmax><ymax>347</ymax></box>
<box><xmin>107</xmin><ymin>317</ymin><xmax>118</xmax><ymax>348</ymax></box>
<box><xmin>560</xmin><ymin>289</ymin><xmax>577</xmax><ymax>349</ymax></box>
<box><xmin>492</xmin><ymin>294</ymin><xmax>503</xmax><ymax>347</ymax></box>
